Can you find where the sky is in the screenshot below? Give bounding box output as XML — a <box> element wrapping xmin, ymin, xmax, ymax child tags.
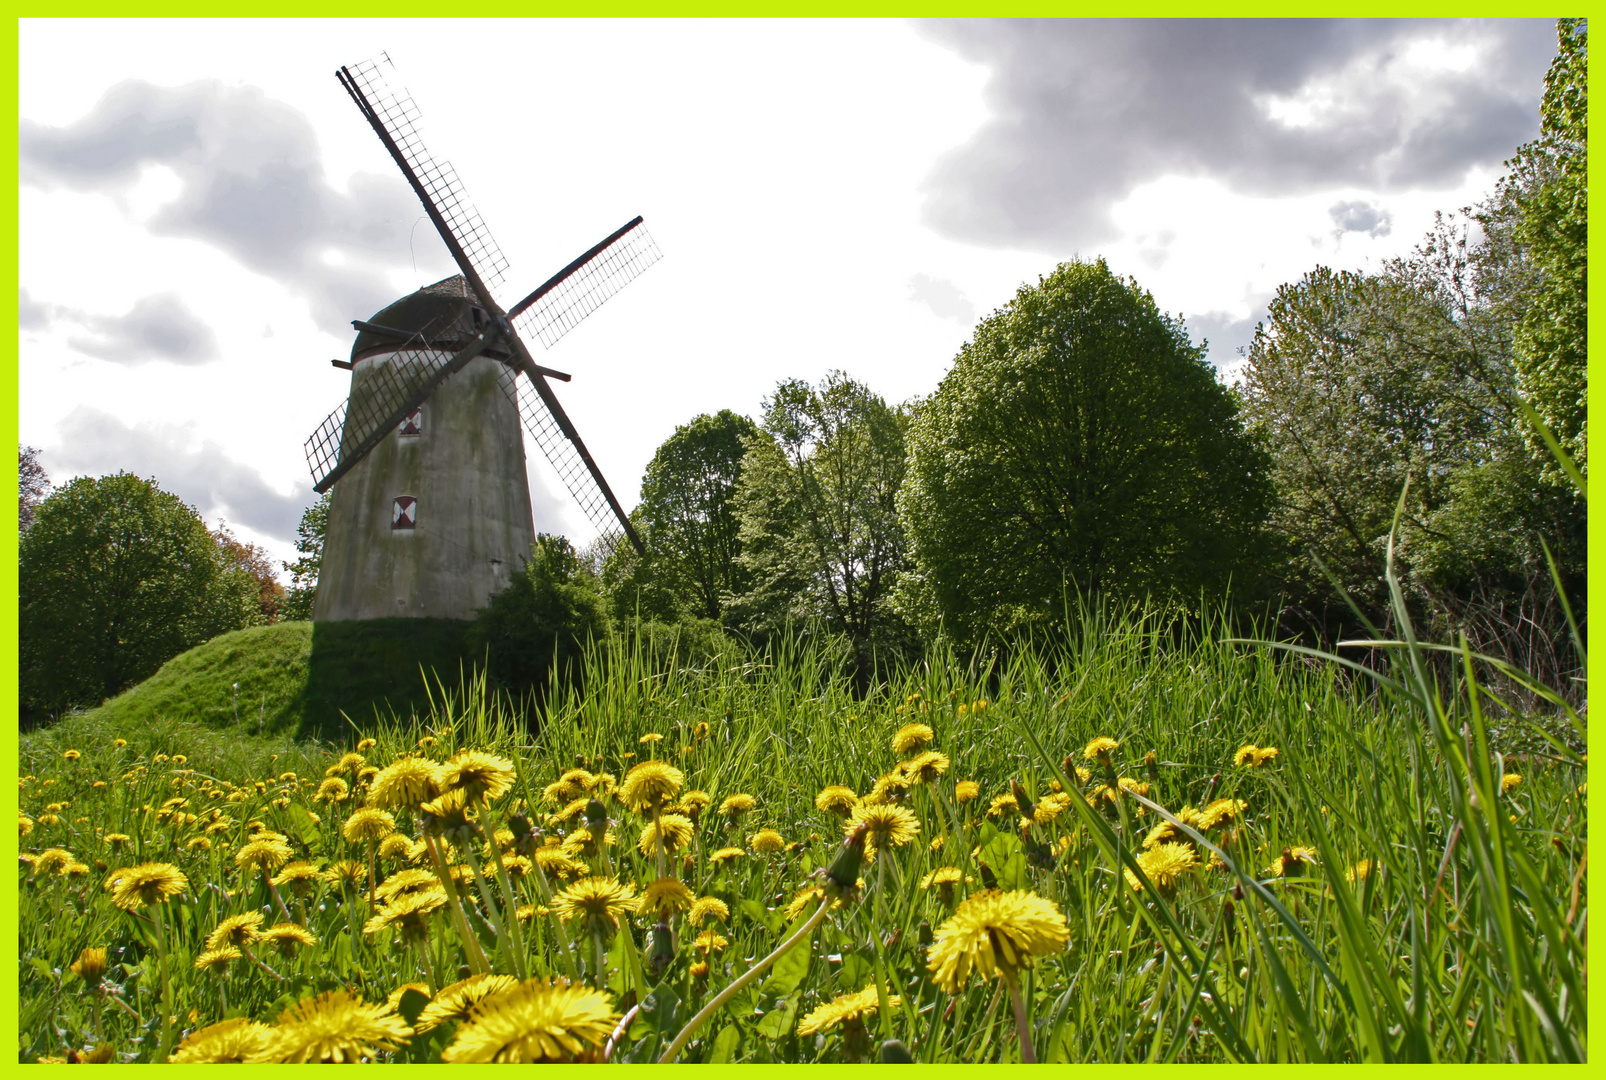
<box><xmin>17</xmin><ymin>18</ymin><xmax>1560</xmax><ymax>572</ymax></box>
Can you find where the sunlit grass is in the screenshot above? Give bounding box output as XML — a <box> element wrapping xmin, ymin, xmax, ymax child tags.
<box><xmin>17</xmin><ymin>599</ymin><xmax>1586</xmax><ymax>1062</ymax></box>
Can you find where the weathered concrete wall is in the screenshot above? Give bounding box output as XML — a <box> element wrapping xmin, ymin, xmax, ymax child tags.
<box><xmin>314</xmin><ymin>350</ymin><xmax>535</xmax><ymax>622</ymax></box>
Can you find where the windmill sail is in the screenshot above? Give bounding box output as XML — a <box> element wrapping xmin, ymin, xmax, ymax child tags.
<box><xmin>331</xmin><ymin>55</ymin><xmax>656</xmax><ymax>553</ymax></box>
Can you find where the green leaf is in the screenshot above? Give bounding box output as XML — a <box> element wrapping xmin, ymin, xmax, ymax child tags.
<box><xmin>759</xmin><ymin>924</ymin><xmax>812</xmax><ymax>998</ymax></box>
<box><xmin>755</xmin><ymin>990</ymin><xmax>801</xmax><ymax>1041</ymax></box>
<box><xmin>286</xmin><ymin>802</ymin><xmax>322</xmax><ymax>848</ymax></box>
<box><xmin>709</xmin><ymin>1022</ymin><xmax>741</xmax><ymax>1064</ymax></box>
<box><xmin>981</xmin><ymin>831</ymin><xmax>1027</xmax><ymax>891</ymax></box>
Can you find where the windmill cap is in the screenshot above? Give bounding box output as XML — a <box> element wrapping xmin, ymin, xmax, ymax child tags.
<box><xmin>350</xmin><ymin>275</ymin><xmax>512</xmax><ymax>364</ymax></box>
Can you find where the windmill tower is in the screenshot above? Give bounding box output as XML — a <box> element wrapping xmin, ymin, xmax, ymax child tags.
<box><xmin>305</xmin><ymin>57</ymin><xmax>659</xmax><ymax>623</ymax></box>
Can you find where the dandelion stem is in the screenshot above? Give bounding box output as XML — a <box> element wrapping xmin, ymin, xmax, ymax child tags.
<box><xmin>150</xmin><ymin>904</ymin><xmax>173</xmax><ymax>1062</ymax></box>
<box><xmin>424</xmin><ymin>834</ymin><xmax>490</xmax><ymax>975</ymax></box>
<box><xmin>1001</xmin><ymin>967</ymin><xmax>1037</xmax><ymax>1064</ymax></box>
<box><xmin>659</xmin><ymin>894</ymin><xmax>832</xmax><ymax>1063</ymax></box>
<box><xmin>482</xmin><ymin>840</ymin><xmax>531</xmax><ymax>980</ymax></box>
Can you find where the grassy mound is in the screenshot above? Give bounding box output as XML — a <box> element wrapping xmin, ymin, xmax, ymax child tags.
<box><xmin>78</xmin><ymin>618</ymin><xmax>479</xmax><ymax>742</ymax></box>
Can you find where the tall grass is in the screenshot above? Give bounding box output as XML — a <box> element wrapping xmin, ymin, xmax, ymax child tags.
<box><xmin>17</xmin><ymin>590</ymin><xmax>1585</xmax><ymax>1062</ymax></box>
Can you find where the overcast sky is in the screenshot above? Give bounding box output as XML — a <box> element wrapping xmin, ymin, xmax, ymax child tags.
<box><xmin>18</xmin><ymin>18</ymin><xmax>1559</xmax><ymax>571</ymax></box>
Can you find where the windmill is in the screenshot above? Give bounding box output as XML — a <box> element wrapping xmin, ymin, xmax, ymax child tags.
<box><xmin>305</xmin><ymin>57</ymin><xmax>659</xmax><ymax>622</ymax></box>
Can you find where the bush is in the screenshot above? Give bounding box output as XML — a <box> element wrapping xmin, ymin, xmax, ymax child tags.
<box><xmin>468</xmin><ymin>534</ymin><xmax>610</xmax><ymax>698</ymax></box>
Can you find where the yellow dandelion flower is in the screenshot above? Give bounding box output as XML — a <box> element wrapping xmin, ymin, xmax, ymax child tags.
<box><xmin>342</xmin><ymin>807</ymin><xmax>395</xmax><ymax>845</ymax></box>
<box><xmin>376</xmin><ymin>833</ymin><xmax>413</xmax><ymax>862</ymax></box>
<box><xmin>718</xmin><ymin>793</ymin><xmax>757</xmax><ymax>817</ymax></box>
<box><xmin>903</xmin><ymin>750</ymin><xmax>951</xmax><ymax>786</ymax></box>
<box><xmin>1083</xmin><ymin>736</ymin><xmax>1120</xmax><ymax>761</ymax></box>
<box><xmin>63</xmin><ymin>749</ymin><xmax>81</xmax><ymax>761</ymax></box>
<box><xmin>920</xmin><ymin>866</ymin><xmax>967</xmax><ymax>890</ymax></box>
<box><xmin>34</xmin><ymin>848</ymin><xmax>74</xmax><ymax>875</ymax></box>
<box><xmin>636</xmin><ymin>876</ymin><xmax>695</xmax><ymax>918</ymax></box>
<box><xmin>532</xmin><ymin>847</ymin><xmax>587</xmax><ymax>880</ymax></box>
<box><xmin>1233</xmin><ymin>744</ymin><xmax>1260</xmax><ymax>767</ymax></box>
<box><xmin>687</xmin><ymin>896</ymin><xmax>729</xmax><ymax>927</ymax></box>
<box><xmin>749</xmin><ymin>829</ymin><xmax>786</xmax><ymax>853</ymax></box>
<box><xmin>235</xmin><ymin>836</ymin><xmax>293</xmax><ymax>874</ymax></box>
<box><xmin>677</xmin><ymin>790</ymin><xmax>713</xmax><ymax>819</ymax></box>
<box><xmin>892</xmin><ymin>723</ymin><xmax>935</xmax><ymax>756</ymax></box>
<box><xmin>707</xmin><ymin>846</ymin><xmax>746</xmax><ymax>865</ymax></box>
<box><xmin>926</xmin><ymin>889</ymin><xmax>1069</xmax><ymax>993</ymax></box>
<box><xmin>18</xmin><ymin>813</ymin><xmax>35</xmax><ymax>838</ymax></box>
<box><xmin>260</xmin><ymin>922</ymin><xmax>318</xmax><ymax>956</ymax></box>
<box><xmin>440</xmin><ymin>978</ymin><xmax>617</xmax><ymax>1063</ymax></box>
<box><xmin>362</xmin><ymin>887</ymin><xmax>449</xmax><ymax>938</ymax></box>
<box><xmin>356</xmin><ymin>738</ymin><xmax>378</xmax><ymax>753</ymax></box>
<box><xmin>438</xmin><ymin>750</ymin><xmax>517</xmax><ymax>806</ymax></box>
<box><xmin>367</xmin><ymin>757</ymin><xmax>443</xmax><ymax>811</ymax></box>
<box><xmin>316</xmin><ymin>777</ymin><xmax>350</xmax><ymax>804</ymax></box>
<box><xmin>1266</xmin><ymin>846</ymin><xmax>1319</xmax><ymax>878</ymax></box>
<box><xmin>414</xmin><ymin>973</ymin><xmax>521</xmax><ymax>1032</ymax></box>
<box><xmin>260</xmin><ymin>990</ymin><xmax>413</xmax><ymax>1063</ymax></box>
<box><xmin>692</xmin><ymin>929</ymin><xmax>729</xmax><ymax>954</ymax></box>
<box><xmin>206</xmin><ymin>911</ymin><xmax>265</xmax><ymax>950</ymax></box>
<box><xmin>954</xmin><ymin>780</ymin><xmax>981</xmax><ymax>804</ymax></box>
<box><xmin>194</xmin><ymin>945</ymin><xmax>242</xmax><ymax>972</ymax></box>
<box><xmin>168</xmin><ymin>1017</ymin><xmax>276</xmax><ymax>1064</ymax></box>
<box><xmin>639</xmin><ymin>733</ymin><xmax>664</xmax><ymax>744</ymax></box>
<box><xmin>1033</xmin><ymin>792</ymin><xmax>1073</xmax><ymax>826</ymax></box>
<box><xmin>848</xmin><ymin>803</ymin><xmax>919</xmax><ymax>847</ymax></box>
<box><xmin>1197</xmin><ymin>798</ymin><xmax>1247</xmax><ymax>830</ymax></box>
<box><xmin>619</xmin><ymin>761</ymin><xmax>684</xmax><ymax>814</ymax></box>
<box><xmin>271</xmin><ymin>860</ymin><xmax>323</xmax><ymax>894</ymax></box>
<box><xmin>815</xmin><ymin>785</ymin><xmax>859</xmax><ymax>817</ymax></box>
<box><xmin>1124</xmin><ymin>841</ymin><xmax>1198</xmax><ymax>892</ymax></box>
<box><xmin>866</xmin><ymin>770</ymin><xmax>912</xmax><ymax>805</ymax></box>
<box><xmin>1346</xmin><ymin>859</ymin><xmax>1373</xmax><ymax>884</ymax></box>
<box><xmin>637</xmin><ymin>813</ymin><xmax>694</xmax><ymax>858</ymax></box>
<box><xmin>1252</xmin><ymin>746</ymin><xmax>1280</xmax><ymax>766</ymax></box>
<box><xmin>374</xmin><ymin>868</ymin><xmax>443</xmax><ymax>903</ymax></box>
<box><xmin>986</xmin><ymin>792</ymin><xmax>1019</xmax><ymax>818</ymax></box>
<box><xmin>552</xmin><ymin>876</ymin><xmax>637</xmax><ymax>933</ymax></box>
<box><xmin>113</xmin><ymin>739</ymin><xmax>128</xmax><ymax>748</ymax></box>
<box><xmin>797</xmin><ymin>984</ymin><xmax>900</xmax><ymax>1037</ymax></box>
<box><xmin>1501</xmin><ymin>773</ymin><xmax>1523</xmax><ymax>794</ymax></box>
<box><xmin>107</xmin><ymin>862</ymin><xmax>188</xmax><ymax>910</ymax></box>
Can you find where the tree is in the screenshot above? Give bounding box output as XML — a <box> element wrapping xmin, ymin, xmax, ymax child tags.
<box><xmin>1504</xmin><ymin>18</ymin><xmax>1587</xmax><ymax>481</ymax></box>
<box><xmin>20</xmin><ymin>472</ymin><xmax>263</xmax><ymax>718</ymax></box>
<box><xmin>897</xmin><ymin>259</ymin><xmax>1271</xmax><ymax>643</ymax></box>
<box><xmin>1239</xmin><ymin>216</ymin><xmax>1583</xmax><ymax>678</ymax></box>
<box><xmin>730</xmin><ymin>373</ymin><xmax>915</xmax><ymax>674</ymax></box>
<box><xmin>19</xmin><ymin>445</ymin><xmax>48</xmax><ymax>531</ymax></box>
<box><xmin>211</xmin><ymin>522</ymin><xmax>285</xmax><ymax>624</ymax></box>
<box><xmin>468</xmin><ymin>533</ymin><xmax>610</xmax><ymax>697</ymax></box>
<box><xmin>280</xmin><ymin>493</ymin><xmax>329</xmax><ymax>622</ymax></box>
<box><xmin>635</xmin><ymin>410</ymin><xmax>759</xmax><ymax>621</ymax></box>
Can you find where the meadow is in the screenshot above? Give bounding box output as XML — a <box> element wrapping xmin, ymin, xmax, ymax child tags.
<box><xmin>17</xmin><ymin>598</ymin><xmax>1587</xmax><ymax>1063</ymax></box>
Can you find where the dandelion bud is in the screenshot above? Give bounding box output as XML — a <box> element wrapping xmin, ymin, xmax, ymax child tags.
<box><xmin>648</xmin><ymin>919</ymin><xmax>675</xmax><ymax>974</ymax></box>
<box><xmin>1222</xmin><ymin>895</ymin><xmax>1236</xmax><ymax>943</ymax></box>
<box><xmin>585</xmin><ymin>799</ymin><xmax>608</xmax><ymax>828</ymax></box>
<box><xmin>826</xmin><ymin>824</ymin><xmax>868</xmax><ymax>893</ymax></box>
<box><xmin>879</xmin><ymin>1039</ymin><xmax>915</xmax><ymax>1063</ymax></box>
<box><xmin>1010</xmin><ymin>781</ymin><xmax>1035</xmax><ymax>824</ymax></box>
<box><xmin>1061</xmin><ymin>755</ymin><xmax>1077</xmax><ymax>783</ymax></box>
<box><xmin>1144</xmin><ymin>751</ymin><xmax>1159</xmax><ymax>785</ymax></box>
<box><xmin>70</xmin><ymin>947</ymin><xmax>107</xmax><ymax>986</ymax></box>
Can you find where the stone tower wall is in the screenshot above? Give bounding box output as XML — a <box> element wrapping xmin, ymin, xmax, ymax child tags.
<box><xmin>314</xmin><ymin>350</ymin><xmax>535</xmax><ymax>622</ymax></box>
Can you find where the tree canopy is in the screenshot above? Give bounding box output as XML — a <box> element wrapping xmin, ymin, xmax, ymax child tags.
<box><xmin>469</xmin><ymin>533</ymin><xmax>610</xmax><ymax>697</ymax></box>
<box><xmin>897</xmin><ymin>258</ymin><xmax>1271</xmax><ymax>643</ymax></box>
<box><xmin>20</xmin><ymin>472</ymin><xmax>264</xmax><ymax>718</ymax></box>
<box><xmin>280</xmin><ymin>493</ymin><xmax>329</xmax><ymax>623</ymax></box>
<box><xmin>731</xmin><ymin>373</ymin><xmax>914</xmax><ymax>673</ymax></box>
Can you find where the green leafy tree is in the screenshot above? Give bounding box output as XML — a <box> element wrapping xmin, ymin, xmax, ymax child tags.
<box><xmin>1504</xmin><ymin>18</ymin><xmax>1587</xmax><ymax>481</ymax></box>
<box><xmin>638</xmin><ymin>409</ymin><xmax>758</xmax><ymax>620</ymax></box>
<box><xmin>731</xmin><ymin>373</ymin><xmax>915</xmax><ymax>674</ymax></box>
<box><xmin>602</xmin><ymin>410</ymin><xmax>759</xmax><ymax>626</ymax></box>
<box><xmin>20</xmin><ymin>472</ymin><xmax>263</xmax><ymax>718</ymax></box>
<box><xmin>469</xmin><ymin>533</ymin><xmax>610</xmax><ymax>696</ymax></box>
<box><xmin>897</xmin><ymin>259</ymin><xmax>1271</xmax><ymax>643</ymax></box>
<box><xmin>280</xmin><ymin>493</ymin><xmax>329</xmax><ymax>622</ymax></box>
<box><xmin>1240</xmin><ymin>217</ymin><xmax>1583</xmax><ymax>677</ymax></box>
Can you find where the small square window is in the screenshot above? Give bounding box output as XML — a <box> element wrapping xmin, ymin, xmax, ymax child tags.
<box><xmin>392</xmin><ymin>496</ymin><xmax>417</xmax><ymax>529</ymax></box>
<box><xmin>398</xmin><ymin>409</ymin><xmax>422</xmax><ymax>436</ymax></box>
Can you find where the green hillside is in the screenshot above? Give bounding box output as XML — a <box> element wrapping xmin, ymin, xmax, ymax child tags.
<box><xmin>79</xmin><ymin>618</ymin><xmax>479</xmax><ymax>742</ymax></box>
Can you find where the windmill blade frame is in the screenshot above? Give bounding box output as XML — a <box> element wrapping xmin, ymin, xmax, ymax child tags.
<box><xmin>334</xmin><ymin>56</ymin><xmax>652</xmax><ymax>554</ymax></box>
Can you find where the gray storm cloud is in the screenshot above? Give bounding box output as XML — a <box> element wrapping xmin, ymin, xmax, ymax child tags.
<box><xmin>916</xmin><ymin>18</ymin><xmax>1556</xmax><ymax>249</ymax></box>
<box><xmin>64</xmin><ymin>292</ymin><xmax>221</xmax><ymax>365</ymax></box>
<box><xmin>49</xmin><ymin>406</ymin><xmax>313</xmax><ymax>543</ymax></box>
<box><xmin>20</xmin><ymin>79</ymin><xmax>453</xmax><ymax>333</ymax></box>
